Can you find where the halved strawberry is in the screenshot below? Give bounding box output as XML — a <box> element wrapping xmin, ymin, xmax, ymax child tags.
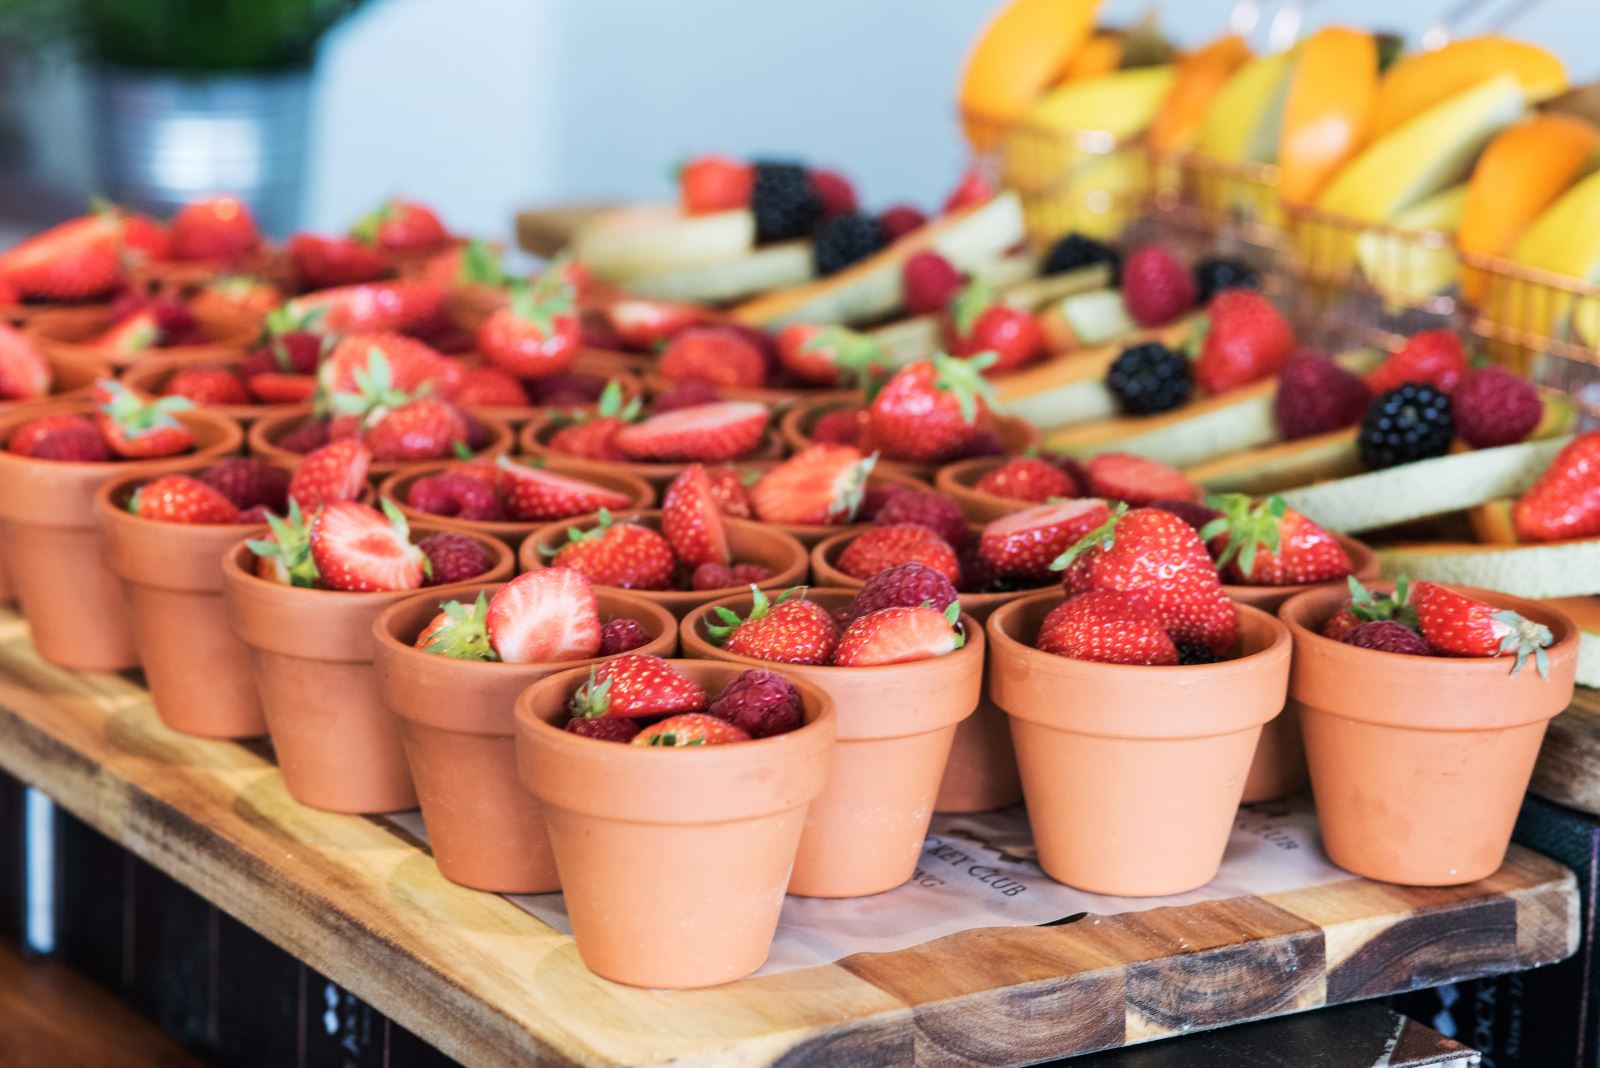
<box><xmin>284</xmin><ymin>279</ymin><xmax>445</xmax><ymax>335</ymax></box>
<box><xmin>309</xmin><ymin>499</ymin><xmax>427</xmax><ymax>592</ymax></box>
<box><xmin>485</xmin><ymin>567</ymin><xmax>603</xmax><ymax>663</ymax></box>
<box><xmin>288</xmin><ymin>439</ymin><xmax>371</xmax><ymax>509</ymax></box>
<box><xmin>0</xmin><ymin>213</ymin><xmax>122</xmax><ymax>301</ymax></box>
<box><xmin>246</xmin><ymin>371</ymin><xmax>319</xmax><ymax>404</ymax></box>
<box><xmin>613</xmin><ymin>401</ymin><xmax>768</xmax><ymax>462</ymax></box>
<box><xmin>568</xmin><ymin>653</ymin><xmax>707</xmax><ymax>718</ymax></box>
<box><xmin>92</xmin><ymin>309</ymin><xmax>162</xmax><ymax>356</ymax></box>
<box><xmin>496</xmin><ymin>456</ymin><xmax>630</xmax><ymax>521</ymax></box>
<box><xmin>1084</xmin><ymin>453</ymin><xmax>1198</xmax><ymax>506</ymax></box>
<box><xmin>832</xmin><ymin>603</ymin><xmax>965</xmax><ymax>666</ymax></box>
<box><xmin>661</xmin><ymin>464</ymin><xmax>731</xmax><ymax>567</ymax></box>
<box><xmin>0</xmin><ymin>323</ymin><xmax>50</xmax><ymax>401</ymax></box>
<box><xmin>978</xmin><ymin>499</ymin><xmax>1112</xmax><ymax>582</ymax></box>
<box><xmin>632</xmin><ymin>712</ymin><xmax>750</xmax><ymax>746</ymax></box>
<box><xmin>749</xmin><ymin>444</ymin><xmax>876</xmax><ymax>526</ymax></box>
<box><xmin>604</xmin><ymin>299</ymin><xmax>710</xmax><ymax>350</ymax></box>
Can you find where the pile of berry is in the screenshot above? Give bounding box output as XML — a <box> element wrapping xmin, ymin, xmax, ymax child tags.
<box><xmin>563</xmin><ymin>655</ymin><xmax>808</xmax><ymax>747</ymax></box>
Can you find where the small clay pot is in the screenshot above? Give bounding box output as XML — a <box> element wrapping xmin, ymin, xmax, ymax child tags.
<box><xmin>520</xmin><ymin>509</ymin><xmax>809</xmax><ymax>619</ymax></box>
<box><xmin>247</xmin><ymin>405</ymin><xmax>515</xmax><ymax>479</ymax></box>
<box><xmin>96</xmin><ymin>472</ymin><xmax>269</xmax><ymax>738</ymax></box>
<box><xmin>514</xmin><ymin>659</ymin><xmax>835</xmax><ymax>988</ymax></box>
<box><xmin>373</xmin><ymin>585</ymin><xmax>677</xmax><ymax>892</ymax></box>
<box><xmin>1280</xmin><ymin>583</ymin><xmax>1578</xmax><ymax>886</ymax></box>
<box><xmin>127</xmin><ymin>247</ymin><xmax>282</xmax><ymax>299</ymax></box>
<box><xmin>120</xmin><ymin>354</ymin><xmax>293</xmax><ymax>427</ymax></box>
<box><xmin>27</xmin><ymin>304</ymin><xmax>260</xmax><ymax>368</ymax></box>
<box><xmin>0</xmin><ymin>406</ymin><xmax>242</xmax><ymax>671</ymax></box>
<box><xmin>519</xmin><ymin>412</ymin><xmax>787</xmax><ymax>491</ymax></box>
<box><xmin>987</xmin><ymin>591</ymin><xmax>1292</xmax><ymax>896</ymax></box>
<box><xmin>730</xmin><ymin>458</ymin><xmax>928</xmax><ymax>547</ymax></box>
<box><xmin>2</xmin><ymin>300</ymin><xmax>112</xmax><ymax>332</ymax></box>
<box><xmin>1225</xmin><ymin>534</ymin><xmax>1381</xmax><ymax>804</ymax></box>
<box><xmin>221</xmin><ymin>531</ymin><xmax>514</xmax><ymax>814</ymax></box>
<box><xmin>778</xmin><ymin>398</ymin><xmax>1039</xmax><ymax>481</ymax></box>
<box><xmin>378</xmin><ymin>456</ymin><xmax>655</xmax><ymax>550</ymax></box>
<box><xmin>681</xmin><ymin>588</ymin><xmax>982</xmax><ymax>897</ymax></box>
<box><xmin>936</xmin><ymin>456</ymin><xmax>1040</xmax><ymax>524</ymax></box>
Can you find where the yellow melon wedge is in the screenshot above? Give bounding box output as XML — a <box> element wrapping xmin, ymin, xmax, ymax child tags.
<box><xmin>1379</xmin><ymin>538</ymin><xmax>1600</xmax><ymax>599</ymax></box>
<box><xmin>619</xmin><ymin>241</ymin><xmax>814</xmax><ymax>304</ymax></box>
<box><xmin>573</xmin><ymin>204</ymin><xmax>755</xmax><ymax>280</ymax></box>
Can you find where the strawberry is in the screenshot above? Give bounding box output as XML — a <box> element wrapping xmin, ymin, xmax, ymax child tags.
<box><xmin>946</xmin><ymin>279</ymin><xmax>1044</xmax><ymax>373</ymax></box>
<box><xmin>320</xmin><ymin>334</ymin><xmax>456</xmax><ymax>397</ymax></box>
<box><xmin>551</xmin><ymin>509</ymin><xmax>677</xmax><ymax>590</ymax></box>
<box><xmin>1085</xmin><ymin>453</ymin><xmax>1198</xmax><ymax>506</ymax></box>
<box><xmin>973</xmin><ymin>456</ymin><xmax>1079</xmax><ymax>502</ymax></box>
<box><xmin>496</xmin><ymin>456</ymin><xmax>630</xmax><ymax>521</ymax></box>
<box><xmin>1121</xmin><ymin>246</ymin><xmax>1197</xmax><ymax>328</ymax></box>
<box><xmin>978</xmin><ymin>499</ymin><xmax>1112</xmax><ymax>582</ymax></box>
<box><xmin>942</xmin><ymin>168</ymin><xmax>994</xmax><ymax>214</ymax></box>
<box><xmin>162</xmin><ymin>364</ymin><xmax>250</xmax><ymax>406</ymax></box>
<box><xmin>1035</xmin><ymin>590</ymin><xmax>1178</xmax><ymax>666</ymax></box>
<box><xmin>808</xmin><ymin>169</ymin><xmax>858</xmax><ymax>217</ymax></box>
<box><xmin>1367</xmin><ymin>329</ymin><xmax>1470</xmax><ymax>395</ymax></box>
<box><xmin>1411</xmin><ymin>580</ymin><xmax>1555</xmax><ymax>675</ymax></box>
<box><xmin>546</xmin><ymin>379</ymin><xmax>641</xmax><ymax>460</ymax></box>
<box><xmin>243</xmin><ymin>319</ymin><xmax>326</xmax><ymax>377</ymax></box>
<box><xmin>94</xmin><ymin>378</ymin><xmax>193</xmax><ymax>458</ymax></box>
<box><xmin>837</xmin><ymin>523</ymin><xmax>961</xmax><ymax>584</ymax></box>
<box><xmin>169</xmin><ymin>197</ymin><xmax>260</xmax><ymax>262</ymax></box>
<box><xmin>350</xmin><ymin>198</ymin><xmax>449</xmax><ymax>252</ymax></box>
<box><xmin>775</xmin><ymin>324</ymin><xmax>887</xmax><ymax>388</ymax></box>
<box><xmin>651</xmin><ymin>379</ymin><xmax>721</xmax><ymax>412</ymax></box>
<box><xmin>568</xmin><ymin>653</ymin><xmax>706</xmax><ymax>718</ymax></box>
<box><xmin>1192</xmin><ymin>290</ymin><xmax>1295</xmax><ymax>394</ymax></box>
<box><xmin>309</xmin><ymin>499</ymin><xmax>428</xmax><ymax>592</ymax></box>
<box><xmin>452</xmin><ymin>366</ymin><xmax>528</xmax><ymax>407</ymax></box>
<box><xmin>707</xmin><ymin>586</ymin><xmax>840</xmax><ymax>665</ymax></box>
<box><xmin>416</xmin><ymin>593</ymin><xmax>496</xmax><ymax>660</ymax></box>
<box><xmin>902</xmin><ymin>250</ymin><xmax>964</xmax><ymax>315</ymax></box>
<box><xmin>476</xmin><ymin>270</ymin><xmax>581</xmax><ymax>379</ymax></box>
<box><xmin>247</xmin><ymin>500</ymin><xmax>319</xmax><ymax>586</ymax></box>
<box><xmin>1513</xmin><ymin>430</ymin><xmax>1600</xmax><ymax>543</ymax></box>
<box><xmin>832</xmin><ymin>603</ymin><xmax>965</xmax><ymax>666</ymax></box>
<box><xmin>566</xmin><ymin>717</ymin><xmax>641</xmax><ymax>742</ymax></box>
<box><xmin>127</xmin><ymin>473</ymin><xmax>240</xmax><ymax>524</ymax></box>
<box><xmin>749</xmin><ymin>444</ymin><xmax>875</xmax><ymax>525</ymax></box>
<box><xmin>119</xmin><ymin>213</ymin><xmax>172</xmax><ymax>264</ymax></box>
<box><xmin>1054</xmin><ymin>505</ymin><xmax>1238</xmax><ymax>652</ymax></box>
<box><xmin>613</xmin><ymin>400</ymin><xmax>768</xmax><ymax>463</ymax></box>
<box><xmin>604</xmin><ymin>299</ymin><xmax>711</xmax><ymax>350</ymax></box>
<box><xmin>486</xmin><ymin>567</ymin><xmax>603</xmax><ymax>663</ymax></box>
<box><xmin>1199</xmin><ymin>494</ymin><xmax>1354</xmax><ymax>586</ymax></box>
<box><xmin>247</xmin><ymin>372</ymin><xmax>319</xmax><ymax>404</ymax></box>
<box><xmin>0</xmin><ymin>323</ymin><xmax>50</xmax><ymax>401</ymax></box>
<box><xmin>288</xmin><ymin>439</ymin><xmax>371</xmax><ymax>509</ymax></box>
<box><xmin>661</xmin><ymin>464</ymin><xmax>731</xmax><ymax>567</ymax></box>
<box><xmin>865</xmin><ymin>353</ymin><xmax>996</xmax><ymax>462</ymax></box>
<box><xmin>657</xmin><ymin>327</ymin><xmax>767</xmax><ymax>388</ymax></box>
<box><xmin>6</xmin><ymin>412</ymin><xmax>109</xmax><ymax>461</ymax></box>
<box><xmin>0</xmin><ymin>214</ymin><xmax>122</xmax><ymax>300</ymax></box>
<box><xmin>679</xmin><ymin>155</ymin><xmax>754</xmax><ymax>215</ymax></box>
<box><xmin>706</xmin><ymin>464</ymin><xmax>756</xmax><ymax>519</ymax></box>
<box><xmin>632</xmin><ymin>713</ymin><xmax>749</xmax><ymax>747</ymax></box>
<box><xmin>284</xmin><ymin>279</ymin><xmax>445</xmax><ymax>335</ymax></box>
<box><xmin>92</xmin><ymin>309</ymin><xmax>162</xmax><ymax>356</ymax></box>
<box><xmin>289</xmin><ymin>233</ymin><xmax>389</xmax><ymax>289</ymax></box>
<box><xmin>361</xmin><ymin>397</ymin><xmax>470</xmax><ymax>462</ymax></box>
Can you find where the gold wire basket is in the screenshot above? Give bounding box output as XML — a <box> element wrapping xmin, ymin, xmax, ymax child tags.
<box><xmin>1462</xmin><ymin>251</ymin><xmax>1600</xmax><ymax>419</ymax></box>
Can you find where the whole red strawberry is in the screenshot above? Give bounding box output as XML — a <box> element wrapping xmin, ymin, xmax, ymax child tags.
<box><xmin>568</xmin><ymin>653</ymin><xmax>706</xmax><ymax>718</ymax></box>
<box><xmin>1121</xmin><ymin>246</ymin><xmax>1197</xmax><ymax>328</ymax></box>
<box><xmin>837</xmin><ymin>523</ymin><xmax>961</xmax><ymax>584</ymax></box>
<box><xmin>679</xmin><ymin>155</ymin><xmax>754</xmax><ymax>215</ymax></box>
<box><xmin>546</xmin><ymin>379</ymin><xmax>641</xmax><ymax>461</ymax></box>
<box><xmin>289</xmin><ymin>233</ymin><xmax>389</xmax><ymax>289</ymax></box>
<box><xmin>775</xmin><ymin>324</ymin><xmax>887</xmax><ymax>388</ymax></box>
<box><xmin>707</xmin><ymin>587</ymin><xmax>840</xmax><ymax>666</ymax></box>
<box><xmin>1514</xmin><ymin>430</ymin><xmax>1600</xmax><ymax>543</ymax></box>
<box><xmin>0</xmin><ymin>324</ymin><xmax>50</xmax><ymax>401</ymax></box>
<box><xmin>661</xmin><ymin>464</ymin><xmax>730</xmax><ymax>567</ymax></box>
<box><xmin>650</xmin><ymin>379</ymin><xmax>721</xmax><ymax>412</ymax></box>
<box><xmin>633</xmin><ymin>713</ymin><xmax>750</xmax><ymax>747</ymax></box>
<box><xmin>866</xmin><ymin>353</ymin><xmax>996</xmax><ymax>462</ymax></box>
<box><xmin>809</xmin><ymin>406</ymin><xmax>868</xmax><ymax>447</ymax></box>
<box><xmin>288</xmin><ymin>439</ymin><xmax>371</xmax><ymax>509</ymax></box>
<box><xmin>1193</xmin><ymin>290</ymin><xmax>1295</xmax><ymax>394</ymax></box>
<box><xmin>351</xmin><ymin>198</ymin><xmax>449</xmax><ymax>253</ymax></box>
<box><xmin>902</xmin><ymin>251</ymin><xmax>965</xmax><ymax>315</ymax></box>
<box><xmin>162</xmin><ymin>364</ymin><xmax>251</xmax><ymax>406</ymax></box>
<box><xmin>129</xmin><ymin>474</ymin><xmax>241</xmax><ymax>524</ymax></box>
<box><xmin>453</xmin><ymin>366</ymin><xmax>529</xmax><ymax>408</ymax></box>
<box><xmin>7</xmin><ymin>412</ymin><xmax>110</xmax><ymax>461</ymax></box>
<box><xmin>946</xmin><ymin>279</ymin><xmax>1044</xmax><ymax>373</ymax></box>
<box><xmin>284</xmin><ymin>279</ymin><xmax>446</xmax><ymax>336</ymax></box>
<box><xmin>1200</xmin><ymin>493</ymin><xmax>1354</xmax><ymax>586</ymax></box>
<box><xmin>361</xmin><ymin>397</ymin><xmax>470</xmax><ymax>462</ymax></box>
<box><xmin>1036</xmin><ymin>589</ymin><xmax>1178</xmax><ymax>665</ymax></box>
<box><xmin>169</xmin><ymin>197</ymin><xmax>260</xmax><ymax>262</ymax></box>
<box><xmin>658</xmin><ymin>327</ymin><xmax>768</xmax><ymax>389</ymax></box>
<box><xmin>551</xmin><ymin>510</ymin><xmax>677</xmax><ymax>590</ymax></box>
<box><xmin>0</xmin><ymin>214</ymin><xmax>122</xmax><ymax>301</ymax></box>
<box><xmin>707</xmin><ymin>669</ymin><xmax>803</xmax><ymax>738</ymax></box>
<box><xmin>1367</xmin><ymin>329</ymin><xmax>1470</xmax><ymax>395</ymax></box>
<box><xmin>974</xmin><ymin>456</ymin><xmax>1079</xmax><ymax>502</ymax></box>
<box><xmin>1411</xmin><ymin>580</ymin><xmax>1554</xmax><ymax>675</ymax></box>
<box><xmin>477</xmin><ymin>271</ymin><xmax>580</xmax><ymax>379</ymax></box>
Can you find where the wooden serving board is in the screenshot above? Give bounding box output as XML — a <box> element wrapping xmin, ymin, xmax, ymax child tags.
<box><xmin>0</xmin><ymin>609</ymin><xmax>1577</xmax><ymax>1068</ymax></box>
<box><xmin>1532</xmin><ymin>687</ymin><xmax>1600</xmax><ymax>817</ymax></box>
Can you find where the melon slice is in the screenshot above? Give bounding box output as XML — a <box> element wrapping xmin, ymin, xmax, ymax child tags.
<box><xmin>616</xmin><ymin>241</ymin><xmax>813</xmax><ymax>304</ymax></box>
<box><xmin>573</xmin><ymin>204</ymin><xmax>756</xmax><ymax>279</ymax></box>
<box><xmin>1377</xmin><ymin>537</ymin><xmax>1600</xmax><ymax>599</ymax></box>
<box><xmin>1038</xmin><ymin>286</ymin><xmax>1136</xmax><ymax>351</ymax></box>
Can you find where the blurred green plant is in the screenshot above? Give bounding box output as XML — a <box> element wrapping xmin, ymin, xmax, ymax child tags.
<box><xmin>0</xmin><ymin>0</ymin><xmax>369</xmax><ymax>71</ymax></box>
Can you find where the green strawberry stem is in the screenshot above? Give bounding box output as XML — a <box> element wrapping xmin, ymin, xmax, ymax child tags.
<box><xmin>950</xmin><ymin>277</ymin><xmax>996</xmax><ymax>337</ymax></box>
<box><xmin>568</xmin><ymin>666</ymin><xmax>615</xmax><ymax>719</ymax></box>
<box><xmin>422</xmin><ymin>593</ymin><xmax>497</xmax><ymax>661</ymax></box>
<box><xmin>931</xmin><ymin>351</ymin><xmax>998</xmax><ymax>425</ymax></box>
<box><xmin>705</xmin><ymin>584</ymin><xmax>806</xmax><ymax>644</ymax></box>
<box><xmin>1200</xmin><ymin>493</ymin><xmax>1287</xmax><ymax>578</ymax></box>
<box><xmin>247</xmin><ymin>499</ymin><xmax>319</xmax><ymax>587</ymax></box>
<box><xmin>1050</xmin><ymin>501</ymin><xmax>1129</xmax><ymax>572</ymax></box>
<box><xmin>1494</xmin><ymin>609</ymin><xmax>1555</xmax><ymax>678</ymax></box>
<box><xmin>457</xmin><ymin>238</ymin><xmax>508</xmax><ymax>288</ymax></box>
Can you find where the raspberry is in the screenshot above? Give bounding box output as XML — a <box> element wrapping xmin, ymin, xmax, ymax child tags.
<box><xmin>417</xmin><ymin>532</ymin><xmax>493</xmax><ymax>586</ymax></box>
<box><xmin>406</xmin><ymin>472</ymin><xmax>504</xmax><ymax>520</ymax></box>
<box><xmin>651</xmin><ymin>379</ymin><xmax>721</xmax><ymax>412</ymax></box>
<box><xmin>810</xmin><ymin>407</ymin><xmax>866</xmax><ymax>446</ymax></box>
<box><xmin>731</xmin><ymin>562</ymin><xmax>774</xmax><ymax>584</ymax></box>
<box><xmin>238</xmin><ymin>505</ymin><xmax>273</xmax><ymax>524</ymax></box>
<box><xmin>808</xmin><ymin>169</ymin><xmax>858</xmax><ymax>217</ymax></box>
<box><xmin>847</xmin><ymin>562</ymin><xmax>959</xmax><ymax>622</ymax></box>
<box><xmin>953</xmin><ymin>427</ymin><xmax>1006</xmax><ymax>459</ymax></box>
<box><xmin>1343</xmin><ymin>620</ymin><xmax>1434</xmax><ymax>656</ymax></box>
<box><xmin>26</xmin><ymin>423</ymin><xmax>111</xmax><ymax>462</ymax></box>
<box><xmin>1273</xmin><ymin>351</ymin><xmax>1371</xmax><ymax>441</ymax></box>
<box><xmin>708</xmin><ymin>669</ymin><xmax>803</xmax><ymax>738</ymax></box>
<box><xmin>565</xmin><ymin>716</ymin><xmax>640</xmax><ymax>742</ymax></box>
<box><xmin>902</xmin><ymin>251</ymin><xmax>964</xmax><ymax>315</ymax></box>
<box><xmin>276</xmin><ymin>417</ymin><xmax>331</xmax><ymax>454</ymax></box>
<box><xmin>691</xmin><ymin>561</ymin><xmax>736</xmax><ymax>590</ymax></box>
<box><xmin>1451</xmin><ymin>367</ymin><xmax>1542</xmax><ymax>448</ymax></box>
<box><xmin>1121</xmin><ymin>246</ymin><xmax>1196</xmax><ymax>328</ymax></box>
<box><xmin>1175</xmin><ymin>641</ymin><xmax>1219</xmax><ymax>665</ymax></box>
<box><xmin>599</xmin><ymin>617</ymin><xmax>651</xmax><ymax>656</ymax></box>
<box><xmin>198</xmin><ymin>457</ymin><xmax>290</xmax><ymax>512</ymax></box>
<box><xmin>874</xmin><ymin>490</ymin><xmax>968</xmax><ymax>547</ymax></box>
<box><xmin>856</xmin><ymin>481</ymin><xmax>909</xmax><ymax>520</ymax></box>
<box><xmin>813</xmin><ymin>213</ymin><xmax>886</xmax><ymax>276</ymax></box>
<box><xmin>1146</xmin><ymin>497</ymin><xmax>1223</xmax><ymax>532</ymax></box>
<box><xmin>878</xmin><ymin>204</ymin><xmax>927</xmax><ymax>241</ymax></box>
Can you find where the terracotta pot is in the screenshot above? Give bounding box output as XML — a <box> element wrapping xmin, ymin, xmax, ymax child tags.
<box><xmin>778</xmin><ymin>398</ymin><xmax>1039</xmax><ymax>481</ymax></box>
<box><xmin>374</xmin><ymin>586</ymin><xmax>677</xmax><ymax>892</ymax></box>
<box><xmin>120</xmin><ymin>354</ymin><xmax>293</xmax><ymax>427</ymax></box>
<box><xmin>446</xmin><ymin>282</ymin><xmax>508</xmax><ymax>335</ymax></box>
<box><xmin>2</xmin><ymin>300</ymin><xmax>112</xmax><ymax>332</ymax></box>
<box><xmin>681</xmin><ymin>589</ymin><xmax>982</xmax><ymax>897</ymax></box>
<box><xmin>378</xmin><ymin>456</ymin><xmax>655</xmax><ymax>550</ymax></box>
<box><xmin>27</xmin><ymin>304</ymin><xmax>260</xmax><ymax>368</ymax></box>
<box><xmin>1280</xmin><ymin>583</ymin><xmax>1578</xmax><ymax>886</ymax></box>
<box><xmin>96</xmin><ymin>473</ymin><xmax>269</xmax><ymax>738</ymax></box>
<box><xmin>729</xmin><ymin>458</ymin><xmax>928</xmax><ymax>547</ymax></box>
<box><xmin>514</xmin><ymin>660</ymin><xmax>835</xmax><ymax>988</ymax></box>
<box><xmin>247</xmin><ymin>405</ymin><xmax>515</xmax><ymax>479</ymax></box>
<box><xmin>221</xmin><ymin>531</ymin><xmax>514</xmax><ymax>814</ymax></box>
<box><xmin>520</xmin><ymin>509</ymin><xmax>809</xmax><ymax>619</ymax></box>
<box><xmin>463</xmin><ymin>356</ymin><xmax>644</xmax><ymax>431</ymax></box>
<box><xmin>567</xmin><ymin>345</ymin><xmax>654</xmax><ymax>378</ymax></box>
<box><xmin>935</xmin><ymin>456</ymin><xmax>1037</xmax><ymax>524</ymax></box>
<box><xmin>127</xmin><ymin>247</ymin><xmax>282</xmax><ymax>299</ymax></box>
<box><xmin>1226</xmin><ymin>534</ymin><xmax>1381</xmax><ymax>804</ymax></box>
<box><xmin>519</xmin><ymin>412</ymin><xmax>786</xmax><ymax>490</ymax></box>
<box><xmin>0</xmin><ymin>406</ymin><xmax>242</xmax><ymax>671</ymax></box>
<box><xmin>987</xmin><ymin>591</ymin><xmax>1291</xmax><ymax>896</ymax></box>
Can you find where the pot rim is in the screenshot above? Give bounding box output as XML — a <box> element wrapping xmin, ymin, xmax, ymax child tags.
<box><xmin>0</xmin><ymin>404</ymin><xmax>243</xmax><ymax>474</ymax></box>
<box><xmin>247</xmin><ymin>404</ymin><xmax>515</xmax><ymax>470</ymax></box>
<box><xmin>376</xmin><ymin>455</ymin><xmax>656</xmax><ymax>538</ymax></box>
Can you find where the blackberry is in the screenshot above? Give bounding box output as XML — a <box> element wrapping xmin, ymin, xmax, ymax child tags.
<box><xmin>1175</xmin><ymin>642</ymin><xmax>1219</xmax><ymax>666</ymax></box>
<box><xmin>1193</xmin><ymin>257</ymin><xmax>1260</xmax><ymax>303</ymax></box>
<box><xmin>1106</xmin><ymin>341</ymin><xmax>1192</xmax><ymax>415</ymax></box>
<box><xmin>1358</xmin><ymin>383</ymin><xmax>1454</xmax><ymax>469</ymax></box>
<box><xmin>812</xmin><ymin>212</ymin><xmax>887</xmax><ymax>276</ymax></box>
<box><xmin>1041</xmin><ymin>232</ymin><xmax>1121</xmax><ymax>283</ymax></box>
<box><xmin>750</xmin><ymin>161</ymin><xmax>821</xmax><ymax>243</ymax></box>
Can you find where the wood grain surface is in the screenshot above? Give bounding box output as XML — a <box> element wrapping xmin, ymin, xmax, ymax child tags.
<box><xmin>1532</xmin><ymin>687</ymin><xmax>1600</xmax><ymax>816</ymax></box>
<box><xmin>0</xmin><ymin>609</ymin><xmax>1577</xmax><ymax>1068</ymax></box>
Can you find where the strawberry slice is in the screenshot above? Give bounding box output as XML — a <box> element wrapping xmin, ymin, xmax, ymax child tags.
<box><xmin>604</xmin><ymin>299</ymin><xmax>710</xmax><ymax>350</ymax></box>
<box><xmin>661</xmin><ymin>464</ymin><xmax>730</xmax><ymax>567</ymax></box>
<box><xmin>632</xmin><ymin>712</ymin><xmax>751</xmax><ymax>746</ymax></box>
<box><xmin>309</xmin><ymin>499</ymin><xmax>427</xmax><ymax>592</ymax></box>
<box><xmin>832</xmin><ymin>603</ymin><xmax>965</xmax><ymax>666</ymax></box>
<box><xmin>284</xmin><ymin>279</ymin><xmax>445</xmax><ymax>335</ymax></box>
<box><xmin>246</xmin><ymin>371</ymin><xmax>318</xmax><ymax>404</ymax></box>
<box><xmin>0</xmin><ymin>323</ymin><xmax>50</xmax><ymax>401</ymax></box>
<box><xmin>289</xmin><ymin>439</ymin><xmax>371</xmax><ymax>509</ymax></box>
<box><xmin>568</xmin><ymin>653</ymin><xmax>707</xmax><ymax>718</ymax></box>
<box><xmin>1085</xmin><ymin>453</ymin><xmax>1198</xmax><ymax>506</ymax></box>
<box><xmin>748</xmin><ymin>444</ymin><xmax>876</xmax><ymax>525</ymax></box>
<box><xmin>496</xmin><ymin>456</ymin><xmax>631</xmax><ymax>521</ymax></box>
<box><xmin>978</xmin><ymin>499</ymin><xmax>1112</xmax><ymax>581</ymax></box>
<box><xmin>0</xmin><ymin>214</ymin><xmax>122</xmax><ymax>301</ymax></box>
<box><xmin>485</xmin><ymin>567</ymin><xmax>603</xmax><ymax>663</ymax></box>
<box><xmin>613</xmin><ymin>401</ymin><xmax>768</xmax><ymax>462</ymax></box>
